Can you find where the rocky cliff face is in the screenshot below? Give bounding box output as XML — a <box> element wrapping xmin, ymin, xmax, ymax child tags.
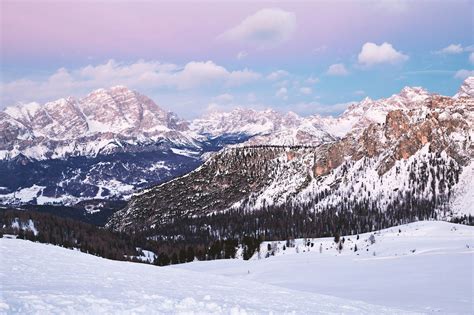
<box><xmin>107</xmin><ymin>86</ymin><xmax>473</xmax><ymax>232</ymax></box>
<box><xmin>314</xmin><ymin>94</ymin><xmax>472</xmax><ymax>177</ymax></box>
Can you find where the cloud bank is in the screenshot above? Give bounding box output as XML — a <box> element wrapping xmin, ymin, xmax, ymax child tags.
<box><xmin>1</xmin><ymin>60</ymin><xmax>261</xmax><ymax>106</ymax></box>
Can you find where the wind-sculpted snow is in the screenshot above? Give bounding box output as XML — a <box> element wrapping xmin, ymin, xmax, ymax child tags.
<box><xmin>0</xmin><ymin>238</ymin><xmax>411</xmax><ymax>314</ymax></box>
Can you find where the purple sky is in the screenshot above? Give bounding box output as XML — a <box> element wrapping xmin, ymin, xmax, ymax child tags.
<box><xmin>1</xmin><ymin>1</ymin><xmax>473</xmax><ymax>118</ymax></box>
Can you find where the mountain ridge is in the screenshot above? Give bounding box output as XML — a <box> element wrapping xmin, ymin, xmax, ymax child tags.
<box><xmin>1</xmin><ymin>78</ymin><xmax>473</xmax><ymax>206</ymax></box>
<box><xmin>107</xmin><ymin>85</ymin><xmax>473</xmax><ymax>232</ymax></box>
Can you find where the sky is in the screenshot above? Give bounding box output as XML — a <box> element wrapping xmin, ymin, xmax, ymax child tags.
<box><xmin>1</xmin><ymin>0</ymin><xmax>473</xmax><ymax>118</ymax></box>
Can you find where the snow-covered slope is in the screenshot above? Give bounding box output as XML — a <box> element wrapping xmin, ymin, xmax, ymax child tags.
<box><xmin>0</xmin><ymin>238</ymin><xmax>410</xmax><ymax>314</ymax></box>
<box><xmin>309</xmin><ymin>86</ymin><xmax>431</xmax><ymax>137</ymax></box>
<box><xmin>2</xmin><ymin>78</ymin><xmax>473</xmax><ymax>160</ymax></box>
<box><xmin>175</xmin><ymin>221</ymin><xmax>474</xmax><ymax>314</ymax></box>
<box><xmin>2</xmin><ymin>78</ymin><xmax>473</xmax><ymax>207</ymax></box>
<box><xmin>450</xmin><ymin>162</ymin><xmax>474</xmax><ymax>216</ymax></box>
<box><xmin>455</xmin><ymin>76</ymin><xmax>474</xmax><ymax>98</ymax></box>
<box><xmin>108</xmin><ymin>92</ymin><xmax>473</xmax><ymax>231</ymax></box>
<box><xmin>190</xmin><ymin>107</ymin><xmax>335</xmax><ymax>146</ymax></box>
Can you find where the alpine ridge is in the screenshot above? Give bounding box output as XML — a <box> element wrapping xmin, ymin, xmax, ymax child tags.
<box><xmin>107</xmin><ymin>78</ymin><xmax>473</xmax><ymax>235</ymax></box>
<box><xmin>1</xmin><ymin>78</ymin><xmax>473</xmax><ymax>209</ymax></box>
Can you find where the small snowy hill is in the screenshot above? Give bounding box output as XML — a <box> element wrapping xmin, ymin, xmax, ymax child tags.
<box><xmin>0</xmin><ymin>238</ymin><xmax>411</xmax><ymax>314</ymax></box>
<box><xmin>175</xmin><ymin>221</ymin><xmax>474</xmax><ymax>314</ymax></box>
<box><xmin>251</xmin><ymin>220</ymin><xmax>474</xmax><ymax>260</ymax></box>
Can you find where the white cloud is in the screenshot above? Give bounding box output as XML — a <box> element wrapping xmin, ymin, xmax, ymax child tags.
<box><xmin>275</xmin><ymin>87</ymin><xmax>288</xmax><ymax>100</ymax></box>
<box><xmin>176</xmin><ymin>61</ymin><xmax>259</xmax><ymax>88</ymax></box>
<box><xmin>469</xmin><ymin>52</ymin><xmax>474</xmax><ymax>65</ymax></box>
<box><xmin>354</xmin><ymin>90</ymin><xmax>365</xmax><ymax>95</ymax></box>
<box><xmin>218</xmin><ymin>8</ymin><xmax>296</xmax><ymax>49</ymax></box>
<box><xmin>305</xmin><ymin>76</ymin><xmax>320</xmax><ymax>84</ymax></box>
<box><xmin>434</xmin><ymin>43</ymin><xmax>474</xmax><ymax>55</ymax></box>
<box><xmin>435</xmin><ymin>44</ymin><xmax>464</xmax><ymax>54</ymax></box>
<box><xmin>358</xmin><ymin>42</ymin><xmax>409</xmax><ymax>66</ymax></box>
<box><xmin>299</xmin><ymin>87</ymin><xmax>312</xmax><ymax>95</ymax></box>
<box><xmin>454</xmin><ymin>69</ymin><xmax>474</xmax><ymax>80</ymax></box>
<box><xmin>226</xmin><ymin>68</ymin><xmax>262</xmax><ymax>87</ymax></box>
<box><xmin>1</xmin><ymin>59</ymin><xmax>262</xmax><ymax>105</ymax></box>
<box><xmin>237</xmin><ymin>51</ymin><xmax>248</xmax><ymax>60</ymax></box>
<box><xmin>267</xmin><ymin>70</ymin><xmax>289</xmax><ymax>81</ymax></box>
<box><xmin>177</xmin><ymin>61</ymin><xmax>230</xmax><ymax>88</ymax></box>
<box><xmin>326</xmin><ymin>63</ymin><xmax>349</xmax><ymax>76</ymax></box>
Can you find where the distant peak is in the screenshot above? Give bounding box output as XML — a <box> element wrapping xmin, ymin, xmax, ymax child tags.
<box><xmin>110</xmin><ymin>85</ymin><xmax>132</xmax><ymax>91</ymax></box>
<box><xmin>90</xmin><ymin>87</ymin><xmax>107</xmax><ymax>94</ymax></box>
<box><xmin>462</xmin><ymin>76</ymin><xmax>474</xmax><ymax>85</ymax></box>
<box><xmin>87</xmin><ymin>85</ymin><xmax>133</xmax><ymax>97</ymax></box>
<box><xmin>398</xmin><ymin>86</ymin><xmax>428</xmax><ymax>96</ymax></box>
<box><xmin>455</xmin><ymin>76</ymin><xmax>474</xmax><ymax>98</ymax></box>
<box><xmin>286</xmin><ymin>111</ymin><xmax>300</xmax><ymax>118</ymax></box>
<box><xmin>47</xmin><ymin>96</ymin><xmax>76</xmax><ymax>105</ymax></box>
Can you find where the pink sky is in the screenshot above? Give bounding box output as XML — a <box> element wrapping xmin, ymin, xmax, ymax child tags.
<box><xmin>1</xmin><ymin>1</ymin><xmax>472</xmax><ymax>117</ymax></box>
<box><xmin>3</xmin><ymin>1</ymin><xmax>470</xmax><ymax>62</ymax></box>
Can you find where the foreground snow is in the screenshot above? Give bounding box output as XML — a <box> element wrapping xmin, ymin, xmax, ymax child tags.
<box><xmin>0</xmin><ymin>240</ymin><xmax>409</xmax><ymax>314</ymax></box>
<box><xmin>175</xmin><ymin>221</ymin><xmax>474</xmax><ymax>314</ymax></box>
<box><xmin>0</xmin><ymin>221</ymin><xmax>472</xmax><ymax>314</ymax></box>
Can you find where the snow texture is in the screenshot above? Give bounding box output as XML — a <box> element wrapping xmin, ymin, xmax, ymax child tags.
<box><xmin>176</xmin><ymin>221</ymin><xmax>474</xmax><ymax>314</ymax></box>
<box><xmin>0</xmin><ymin>239</ymin><xmax>410</xmax><ymax>314</ymax></box>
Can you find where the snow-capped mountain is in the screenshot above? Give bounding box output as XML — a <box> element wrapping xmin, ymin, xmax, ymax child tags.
<box><xmin>308</xmin><ymin>86</ymin><xmax>431</xmax><ymax>137</ymax></box>
<box><xmin>455</xmin><ymin>76</ymin><xmax>474</xmax><ymax>98</ymax></box>
<box><xmin>1</xmin><ymin>78</ymin><xmax>473</xmax><ymax>206</ymax></box>
<box><xmin>107</xmin><ymin>84</ymin><xmax>473</xmax><ymax>232</ymax></box>
<box><xmin>1</xmin><ymin>86</ymin><xmax>196</xmax><ymax>160</ymax></box>
<box><xmin>189</xmin><ymin>84</ymin><xmax>434</xmax><ymax>143</ymax></box>
<box><xmin>190</xmin><ymin>108</ymin><xmax>301</xmax><ymax>137</ymax></box>
<box><xmin>190</xmin><ymin>107</ymin><xmax>335</xmax><ymax>146</ymax></box>
<box><xmin>0</xmin><ymin>87</ymin><xmax>207</xmax><ymax>204</ymax></box>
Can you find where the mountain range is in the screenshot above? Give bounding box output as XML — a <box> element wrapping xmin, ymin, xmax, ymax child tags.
<box><xmin>1</xmin><ymin>78</ymin><xmax>473</xmax><ymax>212</ymax></box>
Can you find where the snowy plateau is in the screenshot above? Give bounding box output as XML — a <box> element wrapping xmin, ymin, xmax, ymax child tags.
<box><xmin>0</xmin><ymin>221</ymin><xmax>472</xmax><ymax>314</ymax></box>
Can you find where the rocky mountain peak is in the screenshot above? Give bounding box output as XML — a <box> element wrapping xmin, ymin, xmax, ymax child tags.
<box><xmin>4</xmin><ymin>102</ymin><xmax>42</xmax><ymax>123</ymax></box>
<box><xmin>455</xmin><ymin>76</ymin><xmax>474</xmax><ymax>98</ymax></box>
<box><xmin>0</xmin><ymin>86</ymin><xmax>195</xmax><ymax>160</ymax></box>
<box><xmin>107</xmin><ymin>91</ymin><xmax>472</xmax><ymax>232</ymax></box>
<box><xmin>398</xmin><ymin>86</ymin><xmax>429</xmax><ymax>98</ymax></box>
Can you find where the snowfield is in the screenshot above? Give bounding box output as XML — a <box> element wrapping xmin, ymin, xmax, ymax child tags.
<box><xmin>0</xmin><ymin>241</ymin><xmax>408</xmax><ymax>314</ymax></box>
<box><xmin>0</xmin><ymin>221</ymin><xmax>473</xmax><ymax>314</ymax></box>
<box><xmin>175</xmin><ymin>221</ymin><xmax>474</xmax><ymax>314</ymax></box>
